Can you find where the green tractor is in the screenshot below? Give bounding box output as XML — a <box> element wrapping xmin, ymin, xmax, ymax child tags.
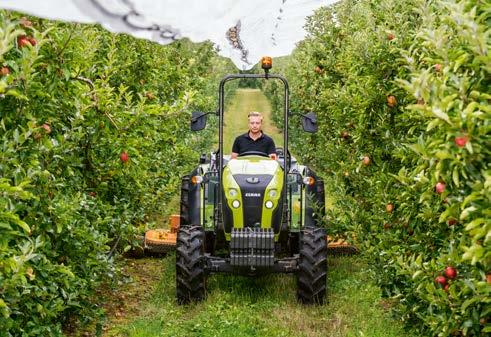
<box><xmin>176</xmin><ymin>59</ymin><xmax>327</xmax><ymax>305</ymax></box>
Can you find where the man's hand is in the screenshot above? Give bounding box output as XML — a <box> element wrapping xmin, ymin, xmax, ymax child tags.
<box><xmin>269</xmin><ymin>153</ymin><xmax>277</xmax><ymax>160</ymax></box>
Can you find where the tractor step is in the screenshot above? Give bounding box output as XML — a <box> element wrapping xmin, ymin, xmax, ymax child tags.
<box><xmin>206</xmin><ymin>255</ymin><xmax>298</xmax><ymax>274</ymax></box>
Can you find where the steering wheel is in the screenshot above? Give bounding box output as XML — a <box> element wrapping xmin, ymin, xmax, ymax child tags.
<box><xmin>238</xmin><ymin>151</ymin><xmax>269</xmax><ymax>158</ymax></box>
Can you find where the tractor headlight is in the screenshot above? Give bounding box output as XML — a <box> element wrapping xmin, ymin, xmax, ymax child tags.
<box><xmin>268</xmin><ymin>189</ymin><xmax>277</xmax><ymax>198</ymax></box>
<box><xmin>265</xmin><ymin>200</ymin><xmax>274</xmax><ymax>209</ymax></box>
<box><xmin>232</xmin><ymin>200</ymin><xmax>240</xmax><ymax>208</ymax></box>
<box><xmin>228</xmin><ymin>188</ymin><xmax>238</xmax><ymax>198</ymax></box>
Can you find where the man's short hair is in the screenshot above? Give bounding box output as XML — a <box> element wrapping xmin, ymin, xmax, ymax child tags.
<box><xmin>248</xmin><ymin>111</ymin><xmax>263</xmax><ymax>121</ymax></box>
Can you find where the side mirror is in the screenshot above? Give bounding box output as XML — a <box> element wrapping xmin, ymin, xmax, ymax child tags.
<box><xmin>301</xmin><ymin>112</ymin><xmax>318</xmax><ymax>133</ymax></box>
<box><xmin>191</xmin><ymin>111</ymin><xmax>207</xmax><ymax>131</ymax></box>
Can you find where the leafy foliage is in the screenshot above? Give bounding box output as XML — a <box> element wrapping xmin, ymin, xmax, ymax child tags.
<box><xmin>0</xmin><ymin>12</ymin><xmax>231</xmax><ymax>336</ymax></box>
<box><xmin>266</xmin><ymin>0</ymin><xmax>490</xmax><ymax>335</ymax></box>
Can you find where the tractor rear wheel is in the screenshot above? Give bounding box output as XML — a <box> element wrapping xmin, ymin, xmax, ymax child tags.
<box><xmin>297</xmin><ymin>227</ymin><xmax>327</xmax><ymax>304</ymax></box>
<box><xmin>176</xmin><ymin>226</ymin><xmax>206</xmax><ymax>304</ymax></box>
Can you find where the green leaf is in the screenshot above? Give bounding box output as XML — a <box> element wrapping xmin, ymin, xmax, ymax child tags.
<box><xmin>431</xmin><ymin>108</ymin><xmax>450</xmax><ymax>124</ymax></box>
<box><xmin>452</xmin><ymin>168</ymin><xmax>460</xmax><ymax>188</ymax></box>
<box><xmin>412</xmin><ymin>270</ymin><xmax>423</xmax><ymax>279</ymax></box>
<box><xmin>0</xmin><ymin>211</ymin><xmax>30</xmax><ymax>233</ymax></box>
<box><xmin>5</xmin><ymin>89</ymin><xmax>28</xmax><ymax>100</ymax></box>
<box><xmin>460</xmin><ymin>206</ymin><xmax>477</xmax><ymax>221</ymax></box>
<box><xmin>465</xmin><ymin>218</ymin><xmax>484</xmax><ymax>231</ymax></box>
<box><xmin>461</xmin><ymin>298</ymin><xmax>477</xmax><ymax>311</ymax></box>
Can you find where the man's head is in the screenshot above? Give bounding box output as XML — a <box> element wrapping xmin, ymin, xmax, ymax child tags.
<box><xmin>248</xmin><ymin>111</ymin><xmax>263</xmax><ymax>135</ymax></box>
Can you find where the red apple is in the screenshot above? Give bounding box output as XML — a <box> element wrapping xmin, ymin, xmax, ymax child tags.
<box><xmin>386</xmin><ymin>203</ymin><xmax>394</xmax><ymax>213</ymax></box>
<box><xmin>41</xmin><ymin>123</ymin><xmax>51</xmax><ymax>134</ymax></box>
<box><xmin>447</xmin><ymin>218</ymin><xmax>457</xmax><ymax>226</ymax></box>
<box><xmin>434</xmin><ymin>63</ymin><xmax>442</xmax><ymax>72</ymax></box>
<box><xmin>340</xmin><ymin>131</ymin><xmax>350</xmax><ymax>139</ymax></box>
<box><xmin>314</xmin><ymin>66</ymin><xmax>323</xmax><ymax>74</ymax></box>
<box><xmin>120</xmin><ymin>151</ymin><xmax>129</xmax><ymax>163</ymax></box>
<box><xmin>362</xmin><ymin>156</ymin><xmax>371</xmax><ymax>166</ymax></box>
<box><xmin>435</xmin><ymin>182</ymin><xmax>446</xmax><ymax>194</ymax></box>
<box><xmin>486</xmin><ymin>274</ymin><xmax>491</xmax><ymax>284</ymax></box>
<box><xmin>444</xmin><ymin>284</ymin><xmax>449</xmax><ymax>292</ymax></box>
<box><xmin>387</xmin><ymin>33</ymin><xmax>395</xmax><ymax>41</ymax></box>
<box><xmin>387</xmin><ymin>95</ymin><xmax>397</xmax><ymax>107</ymax></box>
<box><xmin>383</xmin><ymin>223</ymin><xmax>391</xmax><ymax>230</ymax></box>
<box><xmin>435</xmin><ymin>275</ymin><xmax>447</xmax><ymax>287</ymax></box>
<box><xmin>28</xmin><ymin>37</ymin><xmax>37</xmax><ymax>46</ymax></box>
<box><xmin>454</xmin><ymin>136</ymin><xmax>468</xmax><ymax>148</ymax></box>
<box><xmin>0</xmin><ymin>66</ymin><xmax>10</xmax><ymax>76</ymax></box>
<box><xmin>89</xmin><ymin>191</ymin><xmax>97</xmax><ymax>197</ymax></box>
<box><xmin>17</xmin><ymin>35</ymin><xmax>31</xmax><ymax>48</ymax></box>
<box><xmin>444</xmin><ymin>266</ymin><xmax>457</xmax><ymax>280</ymax></box>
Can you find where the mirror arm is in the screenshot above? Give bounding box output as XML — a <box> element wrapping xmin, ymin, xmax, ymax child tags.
<box><xmin>289</xmin><ymin>111</ymin><xmax>316</xmax><ymax>122</ymax></box>
<box><xmin>191</xmin><ymin>111</ymin><xmax>215</xmax><ymax>123</ymax></box>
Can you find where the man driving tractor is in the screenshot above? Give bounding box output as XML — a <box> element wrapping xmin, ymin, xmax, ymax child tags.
<box><xmin>230</xmin><ymin>111</ymin><xmax>277</xmax><ymax>159</ymax></box>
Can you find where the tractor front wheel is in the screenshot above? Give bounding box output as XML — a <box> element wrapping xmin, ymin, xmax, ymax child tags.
<box><xmin>297</xmin><ymin>227</ymin><xmax>327</xmax><ymax>304</ymax></box>
<box><xmin>176</xmin><ymin>226</ymin><xmax>206</xmax><ymax>304</ymax></box>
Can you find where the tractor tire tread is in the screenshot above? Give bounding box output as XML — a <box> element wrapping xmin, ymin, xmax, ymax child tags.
<box><xmin>176</xmin><ymin>226</ymin><xmax>206</xmax><ymax>304</ymax></box>
<box><xmin>297</xmin><ymin>227</ymin><xmax>327</xmax><ymax>305</ymax></box>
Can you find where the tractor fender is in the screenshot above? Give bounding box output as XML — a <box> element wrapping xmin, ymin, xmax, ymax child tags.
<box><xmin>304</xmin><ymin>168</ymin><xmax>325</xmax><ymax>227</ymax></box>
<box><xmin>181</xmin><ymin>168</ymin><xmax>202</xmax><ymax>226</ymax></box>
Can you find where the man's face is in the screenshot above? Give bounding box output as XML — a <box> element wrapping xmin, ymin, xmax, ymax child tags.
<box><xmin>248</xmin><ymin>116</ymin><xmax>262</xmax><ymax>134</ymax></box>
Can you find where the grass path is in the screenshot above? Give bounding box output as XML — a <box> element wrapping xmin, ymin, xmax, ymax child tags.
<box><xmin>95</xmin><ymin>89</ymin><xmax>414</xmax><ymax>337</ymax></box>
<box><xmin>101</xmin><ymin>256</ymin><xmax>412</xmax><ymax>337</ymax></box>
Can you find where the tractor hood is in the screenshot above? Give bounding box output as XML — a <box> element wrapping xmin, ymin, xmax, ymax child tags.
<box><xmin>222</xmin><ymin>156</ymin><xmax>284</xmax><ymax>231</ymax></box>
<box><xmin>226</xmin><ymin>156</ymin><xmax>280</xmax><ymax>175</ymax></box>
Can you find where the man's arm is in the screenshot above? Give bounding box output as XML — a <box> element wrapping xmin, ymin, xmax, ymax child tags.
<box><xmin>267</xmin><ymin>137</ymin><xmax>277</xmax><ymax>159</ymax></box>
<box><xmin>231</xmin><ymin>136</ymin><xmax>240</xmax><ymax>159</ymax></box>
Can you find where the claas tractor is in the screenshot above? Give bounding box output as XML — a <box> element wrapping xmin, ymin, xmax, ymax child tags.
<box><xmin>176</xmin><ymin>57</ymin><xmax>327</xmax><ymax>305</ymax></box>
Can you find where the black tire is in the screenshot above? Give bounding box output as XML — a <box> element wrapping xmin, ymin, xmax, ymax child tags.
<box><xmin>176</xmin><ymin>226</ymin><xmax>206</xmax><ymax>304</ymax></box>
<box><xmin>180</xmin><ymin>175</ymin><xmax>190</xmax><ymax>227</ymax></box>
<box><xmin>297</xmin><ymin>227</ymin><xmax>327</xmax><ymax>305</ymax></box>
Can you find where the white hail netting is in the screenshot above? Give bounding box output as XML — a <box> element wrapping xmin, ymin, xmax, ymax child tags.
<box><xmin>0</xmin><ymin>0</ymin><xmax>336</xmax><ymax>69</ymax></box>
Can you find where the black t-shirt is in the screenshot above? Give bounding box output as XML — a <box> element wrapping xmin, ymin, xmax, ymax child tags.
<box><xmin>232</xmin><ymin>132</ymin><xmax>276</xmax><ymax>156</ymax></box>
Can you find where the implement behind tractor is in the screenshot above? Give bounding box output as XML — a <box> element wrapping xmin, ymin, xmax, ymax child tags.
<box><xmin>173</xmin><ymin>57</ymin><xmax>356</xmax><ymax>305</ymax></box>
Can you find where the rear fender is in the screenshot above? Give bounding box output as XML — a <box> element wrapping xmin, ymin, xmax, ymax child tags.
<box><xmin>304</xmin><ymin>168</ymin><xmax>325</xmax><ymax>227</ymax></box>
<box><xmin>187</xmin><ymin>167</ymin><xmax>202</xmax><ymax>226</ymax></box>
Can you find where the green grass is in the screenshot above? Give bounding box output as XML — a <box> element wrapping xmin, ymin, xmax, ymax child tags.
<box><xmin>104</xmin><ymin>256</ymin><xmax>414</xmax><ymax>337</ymax></box>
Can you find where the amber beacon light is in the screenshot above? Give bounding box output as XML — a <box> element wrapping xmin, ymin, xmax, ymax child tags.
<box><xmin>261</xmin><ymin>56</ymin><xmax>272</xmax><ymax>70</ymax></box>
